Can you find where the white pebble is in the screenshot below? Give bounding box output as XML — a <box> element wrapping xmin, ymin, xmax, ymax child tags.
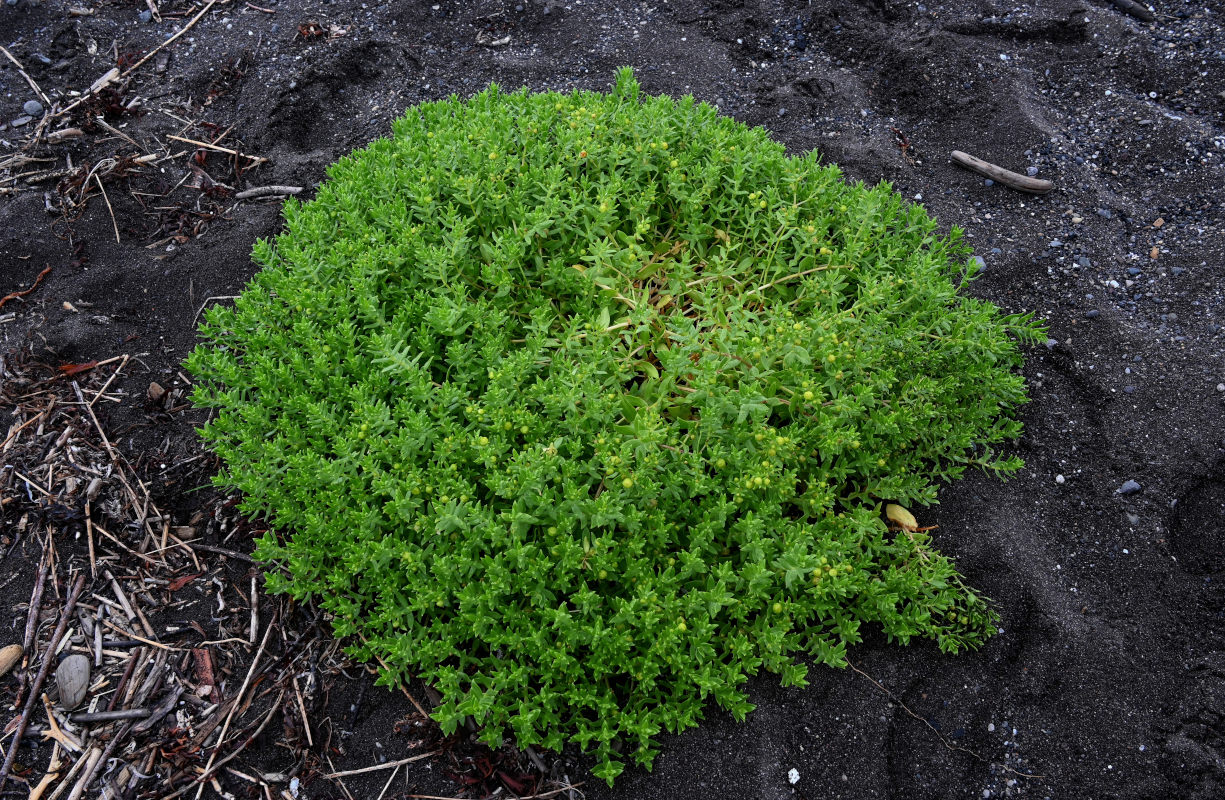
<box><xmin>1217</xmin><ymin>383</ymin><xmax>1225</xmax><ymax>392</ymax></box>
<box><xmin>788</xmin><ymin>768</ymin><xmax>800</xmax><ymax>785</ymax></box>
<box><xmin>988</xmin><ymin>723</ymin><xmax>995</xmax><ymax>732</ymax></box>
<box><xmin>1055</xmin><ymin>474</ymin><xmax>1065</xmax><ymax>485</ymax></box>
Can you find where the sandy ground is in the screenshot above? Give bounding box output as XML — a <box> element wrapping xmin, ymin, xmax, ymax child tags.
<box><xmin>2</xmin><ymin>1</ymin><xmax>1223</xmax><ymax>798</ymax></box>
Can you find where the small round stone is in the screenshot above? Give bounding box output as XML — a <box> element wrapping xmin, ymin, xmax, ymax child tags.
<box><xmin>22</xmin><ymin>99</ymin><xmax>43</xmax><ymax>116</ymax></box>
<box><xmin>139</xmin><ymin>9</ymin><xmax>152</xmax><ymax>22</ymax></box>
<box><xmin>1055</xmin><ymin>474</ymin><xmax>1065</xmax><ymax>485</ymax></box>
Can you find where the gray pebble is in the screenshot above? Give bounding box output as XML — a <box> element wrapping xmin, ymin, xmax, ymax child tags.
<box><xmin>1026</xmin><ymin>166</ymin><xmax>1039</xmax><ymax>177</ymax></box>
<box><xmin>9</xmin><ymin>115</ymin><xmax>32</xmax><ymax>127</ymax></box>
<box><xmin>1045</xmin><ymin>338</ymin><xmax>1058</xmax><ymax>349</ymax></box>
<box><xmin>1049</xmin><ymin>240</ymin><xmax>1063</xmax><ymax>248</ymax></box>
<box><xmin>983</xmin><ymin>179</ymin><xmax>994</xmax><ymax>187</ymax></box>
<box><xmin>139</xmin><ymin>8</ymin><xmax>152</xmax><ymax>22</ymax></box>
<box><xmin>56</xmin><ymin>654</ymin><xmax>91</xmax><ymax>710</ymax></box>
<box><xmin>1085</xmin><ymin>309</ymin><xmax>1099</xmax><ymax>319</ymax></box>
<box><xmin>1076</xmin><ymin>256</ymin><xmax>1091</xmax><ymax>267</ymax></box>
<box><xmin>1123</xmin><ymin>385</ymin><xmax>1136</xmax><ymax>394</ymax></box>
<box><xmin>22</xmin><ymin>100</ymin><xmax>43</xmax><ymax>116</ymax></box>
<box><xmin>1127</xmin><ymin>267</ymin><xmax>1142</xmax><ymax>276</ymax></box>
<box><xmin>1116</xmin><ymin>479</ymin><xmax>1142</xmax><ymax>496</ymax></box>
<box><xmin>1097</xmin><ymin>208</ymin><xmax>1112</xmax><ymax>219</ymax></box>
<box><xmin>1216</xmin><ymin>383</ymin><xmax>1225</xmax><ymax>392</ymax></box>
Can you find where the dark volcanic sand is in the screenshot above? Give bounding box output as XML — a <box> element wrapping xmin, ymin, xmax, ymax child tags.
<box><xmin>2</xmin><ymin>1</ymin><xmax>1224</xmax><ymax>798</ymax></box>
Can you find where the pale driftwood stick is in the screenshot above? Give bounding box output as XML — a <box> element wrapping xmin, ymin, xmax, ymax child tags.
<box><xmin>45</xmin><ymin>128</ymin><xmax>85</xmax><ymax>144</ymax></box>
<box><xmin>0</xmin><ymin>573</ymin><xmax>87</xmax><ymax>794</ymax></box>
<box><xmin>234</xmin><ymin>185</ymin><xmax>303</xmax><ymax>200</ymax></box>
<box><xmin>950</xmin><ymin>150</ymin><xmax>1054</xmax><ymax>195</ymax></box>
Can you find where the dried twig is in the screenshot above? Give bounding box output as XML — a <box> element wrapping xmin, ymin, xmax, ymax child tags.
<box><xmin>325</xmin><ymin>751</ymin><xmax>439</xmax><ymax>779</ymax></box>
<box><xmin>121</xmin><ymin>0</ymin><xmax>220</xmax><ymax>79</ymax></box>
<box><xmin>94</xmin><ymin>173</ymin><xmax>122</xmax><ymax>244</ymax></box>
<box><xmin>192</xmin><ymin>619</ymin><xmax>275</xmax><ymax>800</ymax></box>
<box><xmin>0</xmin><ymin>44</ymin><xmax>50</xmax><ymax>106</ymax></box>
<box><xmin>407</xmin><ymin>786</ymin><xmax>584</xmax><ymax>800</ymax></box>
<box><xmin>20</xmin><ymin>557</ymin><xmax>50</xmax><ymax>672</ymax></box>
<box><xmin>168</xmin><ymin>134</ymin><xmax>267</xmax><ymax>164</ymax></box>
<box><xmin>88</xmin><ymin>355</ymin><xmax>129</xmax><ymax>409</ymax></box>
<box><xmin>849</xmin><ymin>661</ymin><xmax>1046</xmax><ymax>779</ymax></box>
<box><xmin>190</xmin><ymin>541</ymin><xmax>256</xmax><ymax>563</ymax></box>
<box><xmin>950</xmin><ymin>150</ymin><xmax>1054</xmax><ymax>194</ymax></box>
<box><xmin>70</xmin><ymin>708</ymin><xmax>152</xmax><ymax>724</ymax></box>
<box><xmin>193</xmin><ymin>295</ymin><xmax>240</xmax><ymax>324</ymax></box>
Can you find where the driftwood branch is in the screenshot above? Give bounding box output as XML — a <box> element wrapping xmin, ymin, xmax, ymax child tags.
<box><xmin>234</xmin><ymin>185</ymin><xmax>303</xmax><ymax>200</ymax></box>
<box><xmin>1110</xmin><ymin>0</ymin><xmax>1155</xmax><ymax>22</ymax></box>
<box><xmin>950</xmin><ymin>150</ymin><xmax>1054</xmax><ymax>195</ymax></box>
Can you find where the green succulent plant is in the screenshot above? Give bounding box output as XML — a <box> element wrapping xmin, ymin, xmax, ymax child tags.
<box><xmin>185</xmin><ymin>68</ymin><xmax>1043</xmax><ymax>783</ymax></box>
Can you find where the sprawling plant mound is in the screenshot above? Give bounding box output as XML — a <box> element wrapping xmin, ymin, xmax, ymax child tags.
<box><xmin>186</xmin><ymin>69</ymin><xmax>1042</xmax><ymax>782</ymax></box>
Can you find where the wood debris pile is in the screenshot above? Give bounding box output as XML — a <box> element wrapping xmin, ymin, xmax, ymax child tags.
<box><xmin>0</xmin><ymin>349</ymin><xmax>346</xmax><ymax>800</ymax></box>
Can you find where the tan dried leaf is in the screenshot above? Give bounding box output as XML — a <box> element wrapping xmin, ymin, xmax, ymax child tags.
<box><xmin>885</xmin><ymin>503</ymin><xmax>919</xmax><ymax>531</ymax></box>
